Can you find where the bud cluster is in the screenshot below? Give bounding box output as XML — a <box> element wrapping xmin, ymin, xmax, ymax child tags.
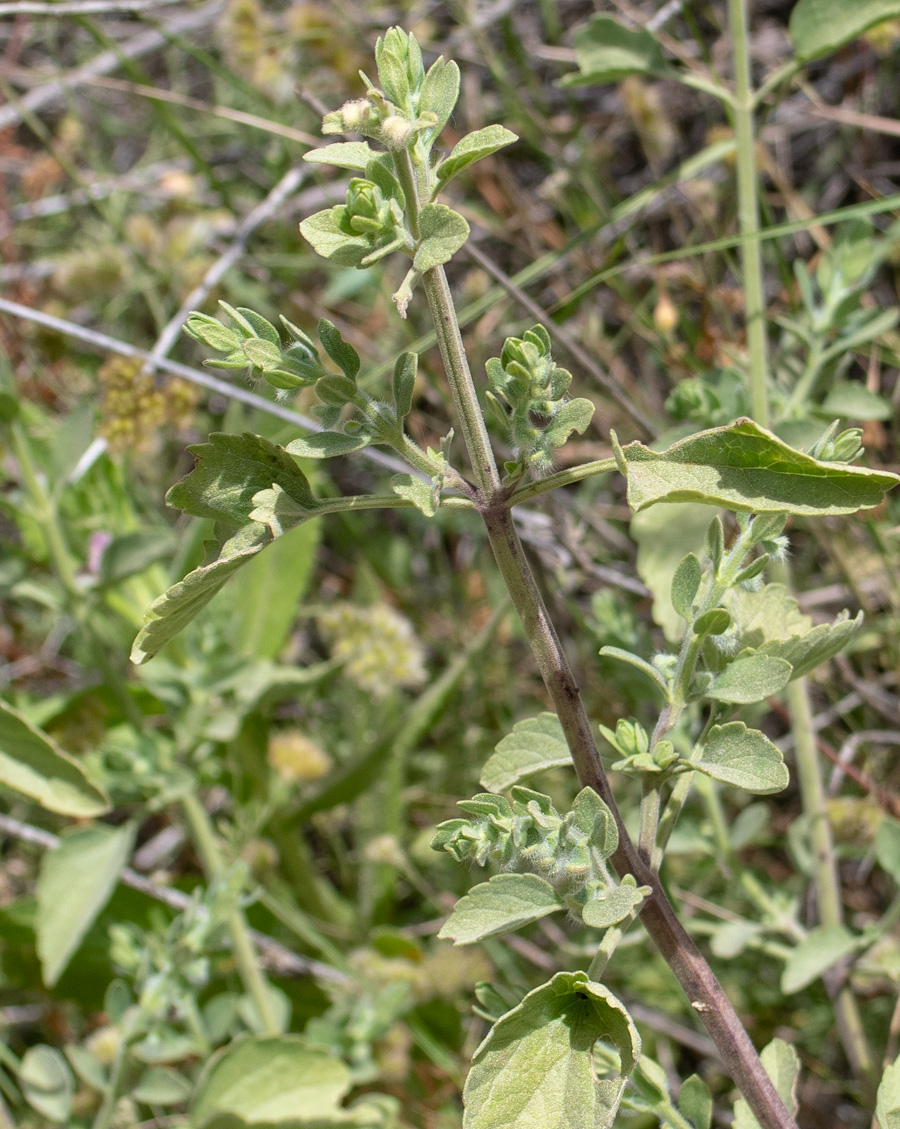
<box><xmin>807</xmin><ymin>421</ymin><xmax>864</xmax><ymax>464</ymax></box>
<box><xmin>600</xmin><ymin>718</ymin><xmax>678</xmax><ymax>776</ymax></box>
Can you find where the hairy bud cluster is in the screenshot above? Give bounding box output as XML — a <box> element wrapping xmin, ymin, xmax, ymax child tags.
<box><xmin>345</xmin><ymin>177</ymin><xmax>404</xmax><ymax>238</ymax></box>
<box><xmin>600</xmin><ymin>718</ymin><xmax>677</xmax><ymax>776</ymax></box>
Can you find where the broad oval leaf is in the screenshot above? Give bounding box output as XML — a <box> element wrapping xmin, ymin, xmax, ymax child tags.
<box><xmin>561</xmin><ymin>15</ymin><xmax>669</xmax><ymax>86</ymax></box>
<box><xmin>19</xmin><ymin>1045</ymin><xmax>73</xmax><ymax>1124</ymax></box>
<box><xmin>706</xmin><ymin>654</ymin><xmax>792</xmax><ymax>704</ymax></box>
<box><xmin>780</xmin><ymin>924</ymin><xmax>863</xmax><ymax>994</ymax></box>
<box><xmin>464</xmin><ymin>970</ymin><xmax>641</xmax><ymax>1129</ymax></box>
<box><xmin>789</xmin><ymin>0</ymin><xmax>900</xmax><ymax>61</ymax></box>
<box><xmin>37</xmin><ymin>822</ymin><xmax>135</xmax><ymax>987</ymax></box>
<box><xmin>413</xmin><ymin>203</ymin><xmax>470</xmax><ymax>272</ymax></box>
<box><xmin>480</xmin><ymin>712</ymin><xmax>571</xmax><ymax>792</ymax></box>
<box><xmin>299</xmin><ymin>206</ymin><xmax>371</xmax><ymax>267</ymax></box>
<box><xmin>582</xmin><ymin>880</ymin><xmax>650</xmax><ymax>929</ymax></box>
<box><xmin>436</xmin><ymin>124</ymin><xmax>518</xmax><ymax>187</ymax></box>
<box><xmin>190</xmin><ymin>1035</ymin><xmax>352</xmax><ymax>1127</ymax></box>
<box><xmin>733</xmin><ymin>1039</ymin><xmax>799</xmax><ymax>1129</ymax></box>
<box><xmin>132</xmin><ymin>1066</ymin><xmax>194</xmax><ymax>1106</ymax></box>
<box><xmin>438</xmin><ymin>873</ymin><xmax>563</xmax><ymax>945</ymax></box>
<box><xmin>679</xmin><ymin>1074</ymin><xmax>713</xmax><ymax>1129</ymax></box>
<box><xmin>616</xmin><ymin>418</ymin><xmax>899</xmax><ymax>516</ymax></box>
<box><xmin>877</xmin><ymin>1053</ymin><xmax>900</xmax><ymax>1129</ymax></box>
<box><xmin>696</xmin><ymin>722</ymin><xmax>789</xmax><ymax>794</ymax></box>
<box><xmin>286</xmin><ymin>432</ymin><xmax>370</xmax><ymax>459</ymax></box>
<box><xmin>302</xmin><ymin>141</ymin><xmax>376</xmax><ymax>170</ymax></box>
<box><xmin>0</xmin><ymin>701</ymin><xmax>109</xmax><ymax>817</ymax></box>
<box><xmin>671</xmin><ymin>552</ymin><xmax>701</xmax><ymax>620</ymax></box>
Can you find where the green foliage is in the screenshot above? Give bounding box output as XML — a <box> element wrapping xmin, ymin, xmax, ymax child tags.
<box><xmin>695</xmin><ymin>723</ymin><xmax>789</xmax><ymax>795</ymax></box>
<box><xmin>18</xmin><ymin>1045</ymin><xmax>74</xmax><ymax>1124</ymax></box>
<box><xmin>561</xmin><ymin>16</ymin><xmax>669</xmax><ymax>85</ymax></box>
<box><xmin>438</xmin><ymin>873</ymin><xmax>563</xmax><ymax>945</ymax></box>
<box><xmin>789</xmin><ymin>0</ymin><xmax>900</xmax><ymax>60</ymax></box>
<box><xmin>878</xmin><ymin>1054</ymin><xmax>900</xmax><ymax>1129</ymax></box>
<box><xmin>733</xmin><ymin>1040</ymin><xmax>799</xmax><ymax>1129</ymax></box>
<box><xmin>412</xmin><ymin>203</ymin><xmax>470</xmax><ymax>272</ymax></box>
<box><xmin>780</xmin><ymin>924</ymin><xmax>864</xmax><ymax>993</ymax></box>
<box><xmin>479</xmin><ymin>713</ymin><xmax>571</xmax><ymax>792</ymax></box>
<box><xmin>435</xmin><ymin>125</ymin><xmax>519</xmax><ymax>188</ymax></box>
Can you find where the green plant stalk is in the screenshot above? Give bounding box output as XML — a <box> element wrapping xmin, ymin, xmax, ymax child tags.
<box><xmin>91</xmin><ymin>1035</ymin><xmax>127</xmax><ymax>1129</ymax></box>
<box><xmin>417</xmin><ymin>255</ymin><xmax>799</xmax><ymax>1129</ymax></box>
<box><xmin>725</xmin><ymin>0</ymin><xmax>875</xmax><ymax>1088</ymax></box>
<box><xmin>180</xmin><ymin>791</ymin><xmax>281</xmax><ymax>1036</ymax></box>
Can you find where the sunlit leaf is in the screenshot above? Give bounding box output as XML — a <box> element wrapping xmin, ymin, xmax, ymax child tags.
<box><xmin>438</xmin><ymin>873</ymin><xmax>563</xmax><ymax>945</ymax></box>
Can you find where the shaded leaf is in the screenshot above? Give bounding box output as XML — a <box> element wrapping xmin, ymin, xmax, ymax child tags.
<box><xmin>706</xmin><ymin>655</ymin><xmax>792</xmax><ymax>704</ymax></box>
<box><xmin>391</xmin><ymin>473</ymin><xmax>436</xmax><ymax>517</ymax></box>
<box><xmin>413</xmin><ymin>203</ymin><xmax>470</xmax><ymax>272</ymax></box>
<box><xmin>821</xmin><ymin>383</ymin><xmax>893</xmax><ymax>421</ymax></box>
<box><xmin>599</xmin><ymin>646</ymin><xmax>670</xmax><ymax>698</ymax></box>
<box><xmin>877</xmin><ymin>818</ymin><xmax>900</xmax><ymax>885</ymax></box>
<box><xmin>464</xmin><ymin>970</ymin><xmax>640</xmax><ymax>1129</ymax></box>
<box><xmin>679</xmin><ymin>1074</ymin><xmax>712</xmax><ymax>1129</ymax></box>
<box><xmin>781</xmin><ymin>924</ymin><xmax>863</xmax><ymax>994</ymax></box>
<box><xmin>317</xmin><ymin>318</ymin><xmax>361</xmax><ymax>380</ymax></box>
<box><xmin>616</xmin><ymin>418</ymin><xmax>899</xmax><ymax>515</ymax></box>
<box><xmin>632</xmin><ymin>502</ymin><xmax>713</xmax><ymax>642</ymax></box>
<box><xmin>789</xmin><ymin>0</ymin><xmax>900</xmax><ymax>61</ymax></box>
<box><xmin>436</xmin><ymin>125</ymin><xmax>518</xmax><ymax>187</ymax></box>
<box><xmin>733</xmin><ymin>1039</ymin><xmax>799</xmax><ymax>1129</ymax></box>
<box><xmin>561</xmin><ymin>15</ymin><xmax>669</xmax><ymax>86</ymax></box>
<box><xmin>98</xmin><ymin>528</ymin><xmax>177</xmax><ymax>587</ymax></box>
<box><xmin>37</xmin><ymin>822</ymin><xmax>135</xmax><ymax>987</ymax></box>
<box><xmin>671</xmin><ymin>553</ymin><xmax>702</xmax><ymax>620</ymax></box>
<box><xmin>132</xmin><ymin>1067</ymin><xmax>194</xmax><ymax>1106</ymax></box>
<box><xmin>0</xmin><ymin>700</ymin><xmax>109</xmax><ymax>817</ymax></box>
<box><xmin>392</xmin><ymin>352</ymin><xmax>418</xmax><ymax>420</ymax></box>
<box><xmin>480</xmin><ymin>712</ymin><xmax>571</xmax><ymax>792</ymax></box>
<box><xmin>420</xmin><ymin>56</ymin><xmax>460</xmax><ymax>134</ymax></box>
<box><xmin>877</xmin><ymin>1053</ymin><xmax>900</xmax><ymax>1129</ymax></box>
<box><xmin>19</xmin><ymin>1045</ymin><xmax>73</xmax><ymax>1124</ymax></box>
<box><xmin>438</xmin><ymin>874</ymin><xmax>563</xmax><ymax>945</ymax></box>
<box><xmin>696</xmin><ymin>723</ymin><xmax>789</xmax><ymax>794</ymax></box>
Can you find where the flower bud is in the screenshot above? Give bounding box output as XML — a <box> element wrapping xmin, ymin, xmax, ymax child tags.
<box><xmin>381</xmin><ymin>114</ymin><xmax>414</xmax><ymax>148</ymax></box>
<box><xmin>653</xmin><ymin>291</ymin><xmax>678</xmax><ymax>335</ymax></box>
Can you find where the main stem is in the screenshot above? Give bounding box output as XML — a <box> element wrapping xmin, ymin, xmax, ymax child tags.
<box><xmin>420</xmin><ymin>264</ymin><xmax>797</xmax><ymax>1129</ymax></box>
<box><xmin>727</xmin><ymin>0</ymin><xmax>874</xmax><ymax>1089</ymax></box>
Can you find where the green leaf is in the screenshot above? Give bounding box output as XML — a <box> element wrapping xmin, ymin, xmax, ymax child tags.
<box><xmin>19</xmin><ymin>1045</ymin><xmax>73</xmax><ymax>1124</ymax></box>
<box><xmin>97</xmin><ymin>528</ymin><xmax>177</xmax><ymax>587</ymax></box>
<box><xmin>480</xmin><ymin>712</ymin><xmax>571</xmax><ymax>792</ymax></box>
<box><xmin>286</xmin><ymin>433</ymin><xmax>370</xmax><ymax>459</ymax></box>
<box><xmin>632</xmin><ymin>502</ymin><xmax>714</xmax><ymax>642</ymax></box>
<box><xmin>391</xmin><ymin>473</ymin><xmax>436</xmax><ymax>517</ymax></box>
<box><xmin>190</xmin><ymin>1035</ymin><xmax>352</xmax><ymax>1127</ymax></box>
<box><xmin>820</xmin><ymin>383</ymin><xmax>893</xmax><ymax>421</ymax></box>
<box><xmin>694</xmin><ymin>608</ymin><xmax>731</xmax><ymax>636</ymax></box>
<box><xmin>582</xmin><ymin>880</ymin><xmax>650</xmax><ymax>929</ymax></box>
<box><xmin>696</xmin><ymin>722</ymin><xmax>789</xmax><ymax>794</ymax></box>
<box><xmin>733</xmin><ymin>1039</ymin><xmax>799</xmax><ymax>1129</ymax></box>
<box><xmin>464</xmin><ymin>970</ymin><xmax>641</xmax><ymax>1129</ymax></box>
<box><xmin>724</xmin><ymin>583</ymin><xmax>862</xmax><ymax>681</ymax></box>
<box><xmin>877</xmin><ymin>818</ymin><xmax>900</xmax><ymax>885</ymax></box>
<box><xmin>438</xmin><ymin>874</ymin><xmax>563</xmax><ymax>945</ymax></box>
<box><xmin>132</xmin><ymin>1067</ymin><xmax>194</xmax><ymax>1106</ymax></box>
<box><xmin>317</xmin><ymin>318</ymin><xmax>361</xmax><ymax>379</ymax></box>
<box><xmin>413</xmin><ymin>203</ymin><xmax>470</xmax><ymax>271</ymax></box>
<box><xmin>37</xmin><ymin>822</ymin><xmax>135</xmax><ymax>987</ymax></box>
<box><xmin>877</xmin><ymin>1053</ymin><xmax>900</xmax><ymax>1129</ymax></box>
<box><xmin>435</xmin><ymin>125</ymin><xmax>518</xmax><ymax>187</ymax></box>
<box><xmin>420</xmin><ymin>56</ymin><xmax>460</xmax><ymax>134</ymax></box>
<box><xmin>789</xmin><ymin>0</ymin><xmax>900</xmax><ymax>61</ymax></box>
<box><xmin>679</xmin><ymin>1074</ymin><xmax>712</xmax><ymax>1129</ymax></box>
<box><xmin>671</xmin><ymin>553</ymin><xmax>702</xmax><ymax>620</ymax></box>
<box><xmin>0</xmin><ymin>700</ymin><xmax>109</xmax><ymax>817</ymax></box>
<box><xmin>543</xmin><ymin>398</ymin><xmax>595</xmax><ymax>449</ymax></box>
<box><xmin>392</xmin><ymin>352</ymin><xmax>418</xmax><ymax>419</ymax></box>
<box><xmin>617</xmin><ymin>418</ymin><xmax>900</xmax><ymax>516</ymax></box>
<box><xmin>303</xmin><ymin>141</ymin><xmax>376</xmax><ymax>170</ymax></box>
<box><xmin>706</xmin><ymin>655</ymin><xmax>792</xmax><ymax>704</ymax></box>
<box><xmin>561</xmin><ymin>15</ymin><xmax>669</xmax><ymax>86</ymax></box>
<box><xmin>780</xmin><ymin>924</ymin><xmax>863</xmax><ymax>994</ymax></box>
<box><xmin>599</xmin><ymin>646</ymin><xmax>670</xmax><ymax>699</ymax></box>
<box><xmin>300</xmin><ymin>206</ymin><xmax>372</xmax><ymax>267</ymax></box>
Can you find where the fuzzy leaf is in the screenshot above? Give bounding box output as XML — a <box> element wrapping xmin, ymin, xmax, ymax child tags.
<box><xmin>0</xmin><ymin>701</ymin><xmax>109</xmax><ymax>817</ymax></box>
<box><xmin>780</xmin><ymin>924</ymin><xmax>863</xmax><ymax>994</ymax></box>
<box><xmin>678</xmin><ymin>1074</ymin><xmax>712</xmax><ymax>1129</ymax></box>
<box><xmin>480</xmin><ymin>712</ymin><xmax>571</xmax><ymax>792</ymax></box>
<box><xmin>286</xmin><ymin>433</ymin><xmax>370</xmax><ymax>459</ymax></box>
<box><xmin>392</xmin><ymin>352</ymin><xmax>418</xmax><ymax>419</ymax></box>
<box><xmin>561</xmin><ymin>15</ymin><xmax>669</xmax><ymax>86</ymax></box>
<box><xmin>696</xmin><ymin>722</ymin><xmax>789</xmax><ymax>795</ymax></box>
<box><xmin>419</xmin><ymin>57</ymin><xmax>461</xmax><ymax>134</ymax></box>
<box><xmin>733</xmin><ymin>1040</ymin><xmax>799</xmax><ymax>1129</ymax></box>
<box><xmin>436</xmin><ymin>125</ymin><xmax>518</xmax><ymax>187</ymax></box>
<box><xmin>789</xmin><ymin>0</ymin><xmax>900</xmax><ymax>61</ymax></box>
<box><xmin>303</xmin><ymin>142</ymin><xmax>376</xmax><ymax>170</ymax></box>
<box><xmin>413</xmin><ymin>203</ymin><xmax>470</xmax><ymax>271</ymax></box>
<box><xmin>671</xmin><ymin>553</ymin><xmax>702</xmax><ymax>620</ymax></box>
<box><xmin>299</xmin><ymin>207</ymin><xmax>372</xmax><ymax>267</ymax></box>
<box><xmin>617</xmin><ymin>418</ymin><xmax>899</xmax><ymax>516</ymax></box>
<box><xmin>877</xmin><ymin>1054</ymin><xmax>900</xmax><ymax>1129</ymax></box>
<box><xmin>439</xmin><ymin>874</ymin><xmax>563</xmax><ymax>945</ymax></box>
<box><xmin>543</xmin><ymin>398</ymin><xmax>595</xmax><ymax>449</ymax></box>
<box><xmin>317</xmin><ymin>318</ymin><xmax>361</xmax><ymax>379</ymax></box>
<box><xmin>19</xmin><ymin>1046</ymin><xmax>73</xmax><ymax>1124</ymax></box>
<box><xmin>391</xmin><ymin>473</ymin><xmax>436</xmax><ymax>517</ymax></box>
<box><xmin>464</xmin><ymin>971</ymin><xmax>640</xmax><ymax>1129</ymax></box>
<box><xmin>706</xmin><ymin>655</ymin><xmax>792</xmax><ymax>704</ymax></box>
<box><xmin>582</xmin><ymin>881</ymin><xmax>650</xmax><ymax>929</ymax></box>
<box><xmin>37</xmin><ymin>823</ymin><xmax>135</xmax><ymax>987</ymax></box>
<box><xmin>821</xmin><ymin>383</ymin><xmax>894</xmax><ymax>421</ymax></box>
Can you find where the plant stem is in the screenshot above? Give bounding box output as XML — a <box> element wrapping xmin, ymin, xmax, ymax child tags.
<box><xmin>727</xmin><ymin>0</ymin><xmax>769</xmax><ymax>426</ymax></box>
<box><xmin>181</xmin><ymin>790</ymin><xmax>281</xmax><ymax>1036</ymax></box>
<box><xmin>420</xmin><ymin>269</ymin><xmax>798</xmax><ymax>1129</ymax></box>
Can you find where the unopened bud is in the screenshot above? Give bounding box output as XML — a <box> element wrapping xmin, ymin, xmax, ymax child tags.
<box><xmin>381</xmin><ymin>115</ymin><xmax>413</xmax><ymax>148</ymax></box>
<box><xmin>653</xmin><ymin>291</ymin><xmax>678</xmax><ymax>335</ymax></box>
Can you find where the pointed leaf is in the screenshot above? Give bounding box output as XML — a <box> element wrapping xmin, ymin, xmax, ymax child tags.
<box><xmin>286</xmin><ymin>432</ymin><xmax>370</xmax><ymax>459</ymax></box>
<box><xmin>733</xmin><ymin>1039</ymin><xmax>799</xmax><ymax>1129</ymax></box>
<box><xmin>789</xmin><ymin>0</ymin><xmax>900</xmax><ymax>61</ymax></box>
<box><xmin>392</xmin><ymin>352</ymin><xmax>418</xmax><ymax>419</ymax></box>
<box><xmin>706</xmin><ymin>655</ymin><xmax>792</xmax><ymax>704</ymax></box>
<box><xmin>0</xmin><ymin>701</ymin><xmax>109</xmax><ymax>817</ymax></box>
<box><xmin>671</xmin><ymin>553</ymin><xmax>702</xmax><ymax>620</ymax></box>
<box><xmin>780</xmin><ymin>924</ymin><xmax>863</xmax><ymax>994</ymax></box>
<box><xmin>561</xmin><ymin>15</ymin><xmax>669</xmax><ymax>86</ymax></box>
<box><xmin>438</xmin><ymin>873</ymin><xmax>563</xmax><ymax>945</ymax></box>
<box><xmin>303</xmin><ymin>142</ymin><xmax>376</xmax><ymax>170</ymax></box>
<box><xmin>37</xmin><ymin>822</ymin><xmax>135</xmax><ymax>987</ymax></box>
<box><xmin>821</xmin><ymin>383</ymin><xmax>893</xmax><ymax>421</ymax></box>
<box><xmin>420</xmin><ymin>57</ymin><xmax>460</xmax><ymax>134</ymax></box>
<box><xmin>877</xmin><ymin>1053</ymin><xmax>900</xmax><ymax>1129</ymax></box>
<box><xmin>436</xmin><ymin>125</ymin><xmax>518</xmax><ymax>187</ymax></box>
<box><xmin>480</xmin><ymin>712</ymin><xmax>571</xmax><ymax>792</ymax></box>
<box><xmin>317</xmin><ymin>319</ymin><xmax>361</xmax><ymax>379</ymax></box>
<box><xmin>617</xmin><ymin>418</ymin><xmax>899</xmax><ymax>516</ymax></box>
<box><xmin>696</xmin><ymin>722</ymin><xmax>789</xmax><ymax>794</ymax></box>
<box><xmin>464</xmin><ymin>971</ymin><xmax>641</xmax><ymax>1129</ymax></box>
<box><xmin>679</xmin><ymin>1074</ymin><xmax>712</xmax><ymax>1129</ymax></box>
<box><xmin>413</xmin><ymin>203</ymin><xmax>470</xmax><ymax>271</ymax></box>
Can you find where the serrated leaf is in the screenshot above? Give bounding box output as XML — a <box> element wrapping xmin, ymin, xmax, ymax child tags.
<box><xmin>633</xmin><ymin>502</ymin><xmax>714</xmax><ymax>642</ymax></box>
<box><xmin>617</xmin><ymin>418</ymin><xmax>899</xmax><ymax>516</ymax></box>
<box><xmin>480</xmin><ymin>712</ymin><xmax>571</xmax><ymax>792</ymax></box>
<box><xmin>789</xmin><ymin>0</ymin><xmax>900</xmax><ymax>61</ymax></box>
<box><xmin>561</xmin><ymin>15</ymin><xmax>669</xmax><ymax>86</ymax></box>
<box><xmin>679</xmin><ymin>1074</ymin><xmax>712</xmax><ymax>1129</ymax></box>
<box><xmin>671</xmin><ymin>553</ymin><xmax>702</xmax><ymax>620</ymax></box>
<box><xmin>37</xmin><ymin>822</ymin><xmax>135</xmax><ymax>987</ymax></box>
<box><xmin>821</xmin><ymin>382</ymin><xmax>893</xmax><ymax>421</ymax></box>
<box><xmin>391</xmin><ymin>473</ymin><xmax>436</xmax><ymax>517</ymax></box>
<box><xmin>436</xmin><ymin>124</ymin><xmax>518</xmax><ymax>187</ymax></box>
<box><xmin>190</xmin><ymin>1035</ymin><xmax>352</xmax><ymax>1127</ymax></box>
<box><xmin>733</xmin><ymin>1039</ymin><xmax>799</xmax><ymax>1129</ymax></box>
<box><xmin>544</xmin><ymin>397</ymin><xmax>595</xmax><ymax>449</ymax></box>
<box><xmin>876</xmin><ymin>818</ymin><xmax>900</xmax><ymax>885</ymax></box>
<box><xmin>438</xmin><ymin>874</ymin><xmax>563</xmax><ymax>945</ymax></box>
<box><xmin>286</xmin><ymin>433</ymin><xmax>370</xmax><ymax>459</ymax></box>
<box><xmin>706</xmin><ymin>654</ymin><xmax>792</xmax><ymax>704</ymax></box>
<box><xmin>413</xmin><ymin>203</ymin><xmax>470</xmax><ymax>272</ymax></box>
<box><xmin>877</xmin><ymin>1053</ymin><xmax>900</xmax><ymax>1129</ymax></box>
<box><xmin>19</xmin><ymin>1045</ymin><xmax>73</xmax><ymax>1124</ymax></box>
<box><xmin>303</xmin><ymin>142</ymin><xmax>376</xmax><ymax>170</ymax></box>
<box><xmin>780</xmin><ymin>924</ymin><xmax>863</xmax><ymax>994</ymax></box>
<box><xmin>582</xmin><ymin>881</ymin><xmax>650</xmax><ymax>929</ymax></box>
<box><xmin>696</xmin><ymin>723</ymin><xmax>789</xmax><ymax>794</ymax></box>
<box><xmin>0</xmin><ymin>700</ymin><xmax>109</xmax><ymax>817</ymax></box>
<box><xmin>724</xmin><ymin>584</ymin><xmax>863</xmax><ymax>681</ymax></box>
<box><xmin>300</xmin><ymin>206</ymin><xmax>371</xmax><ymax>267</ymax></box>
<box><xmin>464</xmin><ymin>971</ymin><xmax>641</xmax><ymax>1129</ymax></box>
